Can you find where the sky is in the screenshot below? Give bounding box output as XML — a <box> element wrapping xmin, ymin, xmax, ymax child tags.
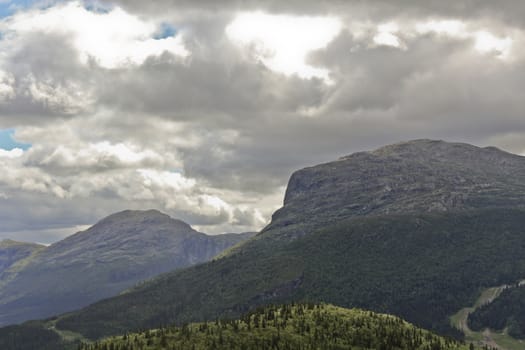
<box><xmin>1</xmin><ymin>0</ymin><xmax>525</xmax><ymax>243</ymax></box>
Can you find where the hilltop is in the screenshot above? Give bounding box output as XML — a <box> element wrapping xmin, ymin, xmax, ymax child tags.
<box><xmin>267</xmin><ymin>139</ymin><xmax>525</xmax><ymax>239</ymax></box>
<box><xmin>0</xmin><ymin>210</ymin><xmax>254</xmax><ymax>326</ymax></box>
<box><xmin>80</xmin><ymin>304</ymin><xmax>472</xmax><ymax>350</ymax></box>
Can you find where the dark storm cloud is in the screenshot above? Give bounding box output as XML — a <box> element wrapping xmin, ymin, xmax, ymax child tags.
<box><xmin>97</xmin><ymin>54</ymin><xmax>326</xmax><ymax>118</ymax></box>
<box><xmin>104</xmin><ymin>0</ymin><xmax>525</xmax><ymax>27</ymax></box>
<box><xmin>0</xmin><ymin>32</ymin><xmax>94</xmax><ymax>125</ymax></box>
<box><xmin>310</xmin><ymin>28</ymin><xmax>525</xmax><ymax>136</ymax></box>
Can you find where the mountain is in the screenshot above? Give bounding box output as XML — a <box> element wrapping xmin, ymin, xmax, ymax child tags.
<box><xmin>267</xmin><ymin>139</ymin><xmax>525</xmax><ymax>240</ymax></box>
<box><xmin>6</xmin><ymin>139</ymin><xmax>525</xmax><ymax>348</ymax></box>
<box><xmin>78</xmin><ymin>304</ymin><xmax>473</xmax><ymax>350</ymax></box>
<box><xmin>56</xmin><ymin>208</ymin><xmax>525</xmax><ymax>341</ymax></box>
<box><xmin>0</xmin><ymin>240</ymin><xmax>44</xmax><ymax>276</ymax></box>
<box><xmin>0</xmin><ymin>210</ymin><xmax>255</xmax><ymax>326</ymax></box>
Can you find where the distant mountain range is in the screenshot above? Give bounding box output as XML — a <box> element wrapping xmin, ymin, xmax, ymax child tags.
<box><xmin>3</xmin><ymin>139</ymin><xmax>525</xmax><ymax>349</ymax></box>
<box><xmin>0</xmin><ymin>210</ymin><xmax>255</xmax><ymax>326</ymax></box>
<box><xmin>0</xmin><ymin>240</ymin><xmax>44</xmax><ymax>275</ymax></box>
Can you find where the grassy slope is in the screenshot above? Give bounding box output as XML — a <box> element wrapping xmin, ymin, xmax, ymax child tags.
<box><xmin>468</xmin><ymin>284</ymin><xmax>525</xmax><ymax>340</ymax></box>
<box><xmin>0</xmin><ymin>321</ymin><xmax>68</xmax><ymax>350</ymax></box>
<box><xmin>450</xmin><ymin>284</ymin><xmax>525</xmax><ymax>349</ymax></box>
<box><xmin>56</xmin><ymin>208</ymin><xmax>525</xmax><ymax>341</ymax></box>
<box><xmin>80</xmin><ymin>304</ymin><xmax>472</xmax><ymax>350</ymax></box>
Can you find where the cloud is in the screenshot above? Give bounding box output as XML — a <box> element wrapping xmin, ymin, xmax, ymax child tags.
<box><xmin>2</xmin><ymin>0</ymin><xmax>525</xmax><ymax>243</ymax></box>
<box><xmin>226</xmin><ymin>12</ymin><xmax>342</xmax><ymax>81</ymax></box>
<box><xmin>0</xmin><ymin>70</ymin><xmax>14</xmax><ymax>102</ymax></box>
<box><xmin>98</xmin><ymin>0</ymin><xmax>525</xmax><ymax>30</ymax></box>
<box><xmin>373</xmin><ymin>23</ymin><xmax>405</xmax><ymax>49</ymax></box>
<box><xmin>27</xmin><ymin>141</ymin><xmax>168</xmax><ymax>173</ymax></box>
<box><xmin>0</xmin><ymin>1</ymin><xmax>188</xmax><ymax>124</ymax></box>
<box><xmin>0</xmin><ymin>147</ymin><xmax>22</xmax><ymax>158</ymax></box>
<box><xmin>4</xmin><ymin>1</ymin><xmax>188</xmax><ymax>68</ymax></box>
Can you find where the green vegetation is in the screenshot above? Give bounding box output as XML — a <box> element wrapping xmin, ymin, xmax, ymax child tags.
<box><xmin>80</xmin><ymin>304</ymin><xmax>472</xmax><ymax>350</ymax></box>
<box><xmin>56</xmin><ymin>208</ymin><xmax>525</xmax><ymax>341</ymax></box>
<box><xmin>0</xmin><ymin>321</ymin><xmax>71</xmax><ymax>350</ymax></box>
<box><xmin>450</xmin><ymin>283</ymin><xmax>525</xmax><ymax>349</ymax></box>
<box><xmin>468</xmin><ymin>284</ymin><xmax>525</xmax><ymax>339</ymax></box>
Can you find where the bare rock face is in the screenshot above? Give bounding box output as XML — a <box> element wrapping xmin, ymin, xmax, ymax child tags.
<box><xmin>0</xmin><ymin>210</ymin><xmax>255</xmax><ymax>326</ymax></box>
<box><xmin>266</xmin><ymin>139</ymin><xmax>525</xmax><ymax>238</ymax></box>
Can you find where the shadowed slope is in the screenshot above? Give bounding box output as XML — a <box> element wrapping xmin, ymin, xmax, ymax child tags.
<box><xmin>0</xmin><ymin>240</ymin><xmax>44</xmax><ymax>276</ymax></box>
<box><xmin>0</xmin><ymin>210</ymin><xmax>254</xmax><ymax>326</ymax></box>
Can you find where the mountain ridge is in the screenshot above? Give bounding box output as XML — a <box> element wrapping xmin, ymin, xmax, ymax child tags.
<box><xmin>0</xmin><ymin>210</ymin><xmax>255</xmax><ymax>326</ymax></box>
<box><xmin>41</xmin><ymin>139</ymin><xmax>525</xmax><ymax>344</ymax></box>
<box><xmin>0</xmin><ymin>240</ymin><xmax>44</xmax><ymax>277</ymax></box>
<box><xmin>268</xmin><ymin>138</ymin><xmax>525</xmax><ymax>240</ymax></box>
<box><xmin>3</xmin><ymin>139</ymin><xmax>525</xmax><ymax>349</ymax></box>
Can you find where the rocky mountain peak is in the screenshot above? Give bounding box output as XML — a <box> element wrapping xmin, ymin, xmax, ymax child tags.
<box><xmin>94</xmin><ymin>209</ymin><xmax>189</xmax><ymax>228</ymax></box>
<box><xmin>339</xmin><ymin>139</ymin><xmax>517</xmax><ymax>166</ymax></box>
<box><xmin>71</xmin><ymin>209</ymin><xmax>194</xmax><ymax>243</ymax></box>
<box><xmin>267</xmin><ymin>139</ymin><xmax>525</xmax><ymax>238</ymax></box>
<box><xmin>0</xmin><ymin>209</ymin><xmax>254</xmax><ymax>326</ymax></box>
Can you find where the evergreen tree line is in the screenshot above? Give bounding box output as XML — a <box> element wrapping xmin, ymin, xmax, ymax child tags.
<box><xmin>79</xmin><ymin>303</ymin><xmax>475</xmax><ymax>350</ymax></box>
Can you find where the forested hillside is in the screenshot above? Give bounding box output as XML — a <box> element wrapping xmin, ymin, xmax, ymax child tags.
<box><xmin>79</xmin><ymin>304</ymin><xmax>474</xmax><ymax>350</ymax></box>
<box><xmin>57</xmin><ymin>208</ymin><xmax>525</xmax><ymax>340</ymax></box>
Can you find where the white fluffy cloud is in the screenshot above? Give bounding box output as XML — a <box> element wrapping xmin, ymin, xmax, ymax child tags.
<box><xmin>373</xmin><ymin>23</ymin><xmax>405</xmax><ymax>49</ymax></box>
<box><xmin>34</xmin><ymin>141</ymin><xmax>167</xmax><ymax>171</ymax></box>
<box><xmin>415</xmin><ymin>19</ymin><xmax>513</xmax><ymax>59</ymax></box>
<box><xmin>0</xmin><ymin>147</ymin><xmax>22</xmax><ymax>158</ymax></box>
<box><xmin>3</xmin><ymin>1</ymin><xmax>188</xmax><ymax>68</ymax></box>
<box><xmin>226</xmin><ymin>12</ymin><xmax>342</xmax><ymax>81</ymax></box>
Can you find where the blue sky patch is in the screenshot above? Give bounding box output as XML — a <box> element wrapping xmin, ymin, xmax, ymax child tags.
<box><xmin>0</xmin><ymin>0</ymin><xmax>36</xmax><ymax>18</ymax></box>
<box><xmin>83</xmin><ymin>0</ymin><xmax>112</xmax><ymax>14</ymax></box>
<box><xmin>0</xmin><ymin>129</ymin><xmax>31</xmax><ymax>150</ymax></box>
<box><xmin>154</xmin><ymin>23</ymin><xmax>178</xmax><ymax>39</ymax></box>
<box><xmin>0</xmin><ymin>1</ymin><xmax>16</xmax><ymax>18</ymax></box>
<box><xmin>0</xmin><ymin>0</ymin><xmax>73</xmax><ymax>19</ymax></box>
